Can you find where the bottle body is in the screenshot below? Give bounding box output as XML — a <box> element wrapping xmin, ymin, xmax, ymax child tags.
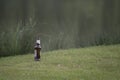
<box><xmin>34</xmin><ymin>43</ymin><xmax>41</xmax><ymax>61</ymax></box>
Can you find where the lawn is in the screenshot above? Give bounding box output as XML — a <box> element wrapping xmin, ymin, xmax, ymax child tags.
<box><xmin>0</xmin><ymin>44</ymin><xmax>120</xmax><ymax>80</ymax></box>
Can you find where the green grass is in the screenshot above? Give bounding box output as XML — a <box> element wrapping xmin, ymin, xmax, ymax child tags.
<box><xmin>0</xmin><ymin>44</ymin><xmax>120</xmax><ymax>80</ymax></box>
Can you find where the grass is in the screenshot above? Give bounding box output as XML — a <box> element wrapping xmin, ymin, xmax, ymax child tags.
<box><xmin>0</xmin><ymin>44</ymin><xmax>120</xmax><ymax>80</ymax></box>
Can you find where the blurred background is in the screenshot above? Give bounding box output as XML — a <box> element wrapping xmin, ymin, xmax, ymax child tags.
<box><xmin>0</xmin><ymin>0</ymin><xmax>120</xmax><ymax>57</ymax></box>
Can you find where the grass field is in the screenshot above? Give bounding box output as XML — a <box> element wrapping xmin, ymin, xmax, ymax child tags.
<box><xmin>0</xmin><ymin>44</ymin><xmax>120</xmax><ymax>80</ymax></box>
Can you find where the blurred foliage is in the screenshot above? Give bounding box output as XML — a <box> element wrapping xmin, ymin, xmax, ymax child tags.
<box><xmin>0</xmin><ymin>0</ymin><xmax>120</xmax><ymax>57</ymax></box>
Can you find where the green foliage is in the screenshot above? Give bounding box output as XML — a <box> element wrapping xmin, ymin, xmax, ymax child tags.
<box><xmin>0</xmin><ymin>44</ymin><xmax>120</xmax><ymax>80</ymax></box>
<box><xmin>0</xmin><ymin>0</ymin><xmax>120</xmax><ymax>57</ymax></box>
<box><xmin>0</xmin><ymin>21</ymin><xmax>36</xmax><ymax>57</ymax></box>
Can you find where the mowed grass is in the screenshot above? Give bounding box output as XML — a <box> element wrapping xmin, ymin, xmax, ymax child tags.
<box><xmin>0</xmin><ymin>44</ymin><xmax>120</xmax><ymax>80</ymax></box>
